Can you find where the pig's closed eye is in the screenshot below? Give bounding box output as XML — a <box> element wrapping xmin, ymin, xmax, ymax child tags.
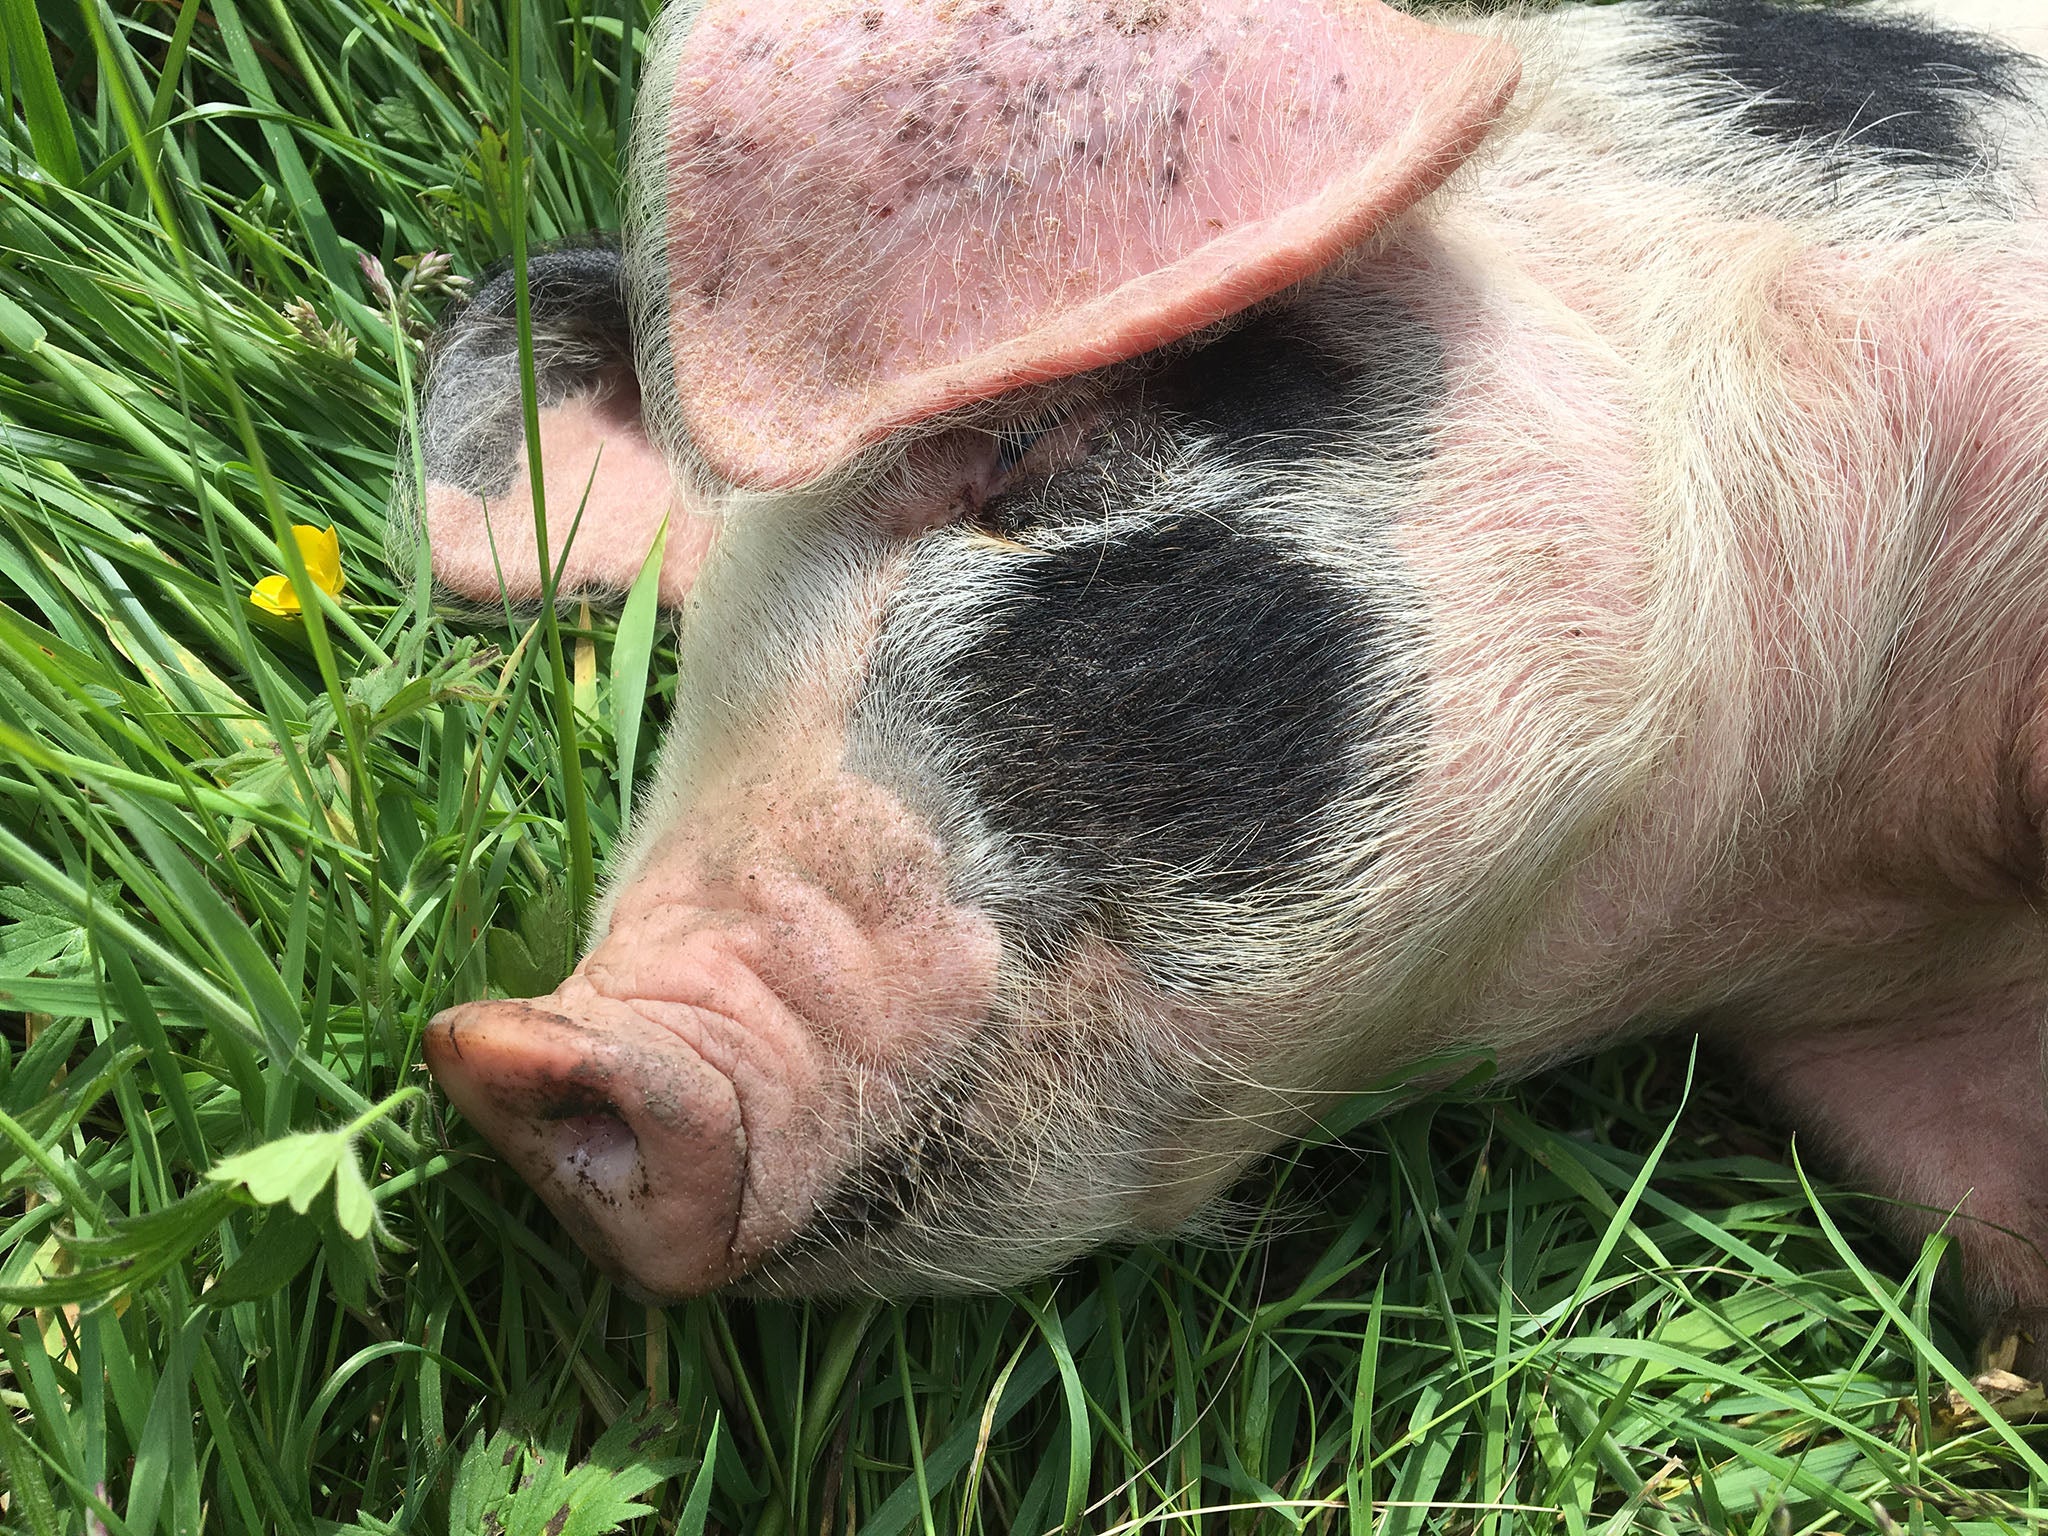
<box><xmin>954</xmin><ymin>406</ymin><xmax>1105</xmax><ymax>538</ymax></box>
<box><xmin>992</xmin><ymin>411</ymin><xmax>1069</xmax><ymax>480</ymax></box>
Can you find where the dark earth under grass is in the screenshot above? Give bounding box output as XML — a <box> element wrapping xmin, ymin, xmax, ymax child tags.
<box><xmin>1</xmin><ymin>1</ymin><xmax>2046</xmax><ymax>1532</ymax></box>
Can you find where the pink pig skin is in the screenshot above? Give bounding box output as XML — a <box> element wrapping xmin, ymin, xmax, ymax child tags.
<box><xmin>652</xmin><ymin>0</ymin><xmax>1520</xmax><ymax>488</ymax></box>
<box><xmin>1387</xmin><ymin>218</ymin><xmax>2048</xmax><ymax>1323</ymax></box>
<box><xmin>427</xmin><ymin>223</ymin><xmax>2048</xmax><ymax>1308</ymax></box>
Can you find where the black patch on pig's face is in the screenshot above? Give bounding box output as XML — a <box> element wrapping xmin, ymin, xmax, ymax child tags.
<box><xmin>936</xmin><ymin>513</ymin><xmax>1379</xmax><ymax>923</ymax></box>
<box><xmin>1635</xmin><ymin>0</ymin><xmax>2030</xmax><ymax>175</ymax></box>
<box><xmin>756</xmin><ymin>291</ymin><xmax>1441</xmax><ymax>1293</ymax></box>
<box><xmin>421</xmin><ymin>244</ymin><xmax>634</xmax><ymax>501</ymax></box>
<box><xmin>856</xmin><ymin>290</ymin><xmax>1434</xmax><ymax>975</ymax></box>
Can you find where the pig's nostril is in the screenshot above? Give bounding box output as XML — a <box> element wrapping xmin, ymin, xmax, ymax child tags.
<box><xmin>549</xmin><ymin>1111</ymin><xmax>641</xmax><ymax>1203</ymax></box>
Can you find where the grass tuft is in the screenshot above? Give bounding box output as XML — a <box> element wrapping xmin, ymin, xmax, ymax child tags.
<box><xmin>1</xmin><ymin>2</ymin><xmax>2043</xmax><ymax>1533</ymax></box>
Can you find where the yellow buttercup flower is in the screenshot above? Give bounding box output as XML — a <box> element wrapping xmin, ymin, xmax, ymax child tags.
<box><xmin>250</xmin><ymin>525</ymin><xmax>346</xmax><ymax>616</ymax></box>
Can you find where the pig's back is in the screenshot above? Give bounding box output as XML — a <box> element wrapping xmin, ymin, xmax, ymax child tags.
<box><xmin>1504</xmin><ymin>0</ymin><xmax>2046</xmax><ymax>233</ymax></box>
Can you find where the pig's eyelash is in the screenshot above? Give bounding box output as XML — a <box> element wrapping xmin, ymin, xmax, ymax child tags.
<box><xmin>991</xmin><ymin>410</ymin><xmax>1069</xmax><ymax>477</ymax></box>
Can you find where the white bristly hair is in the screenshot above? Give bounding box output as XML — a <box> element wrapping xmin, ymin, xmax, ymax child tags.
<box><xmin>540</xmin><ymin>0</ymin><xmax>2048</xmax><ymax>1295</ymax></box>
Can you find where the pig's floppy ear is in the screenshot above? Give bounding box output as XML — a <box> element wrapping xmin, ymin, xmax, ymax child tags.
<box><xmin>398</xmin><ymin>246</ymin><xmax>703</xmax><ymax>606</ymax></box>
<box><xmin>631</xmin><ymin>0</ymin><xmax>1521</xmax><ymax>490</ymax></box>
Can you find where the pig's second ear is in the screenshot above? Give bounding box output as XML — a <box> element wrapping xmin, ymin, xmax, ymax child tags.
<box><xmin>398</xmin><ymin>246</ymin><xmax>706</xmax><ymax>606</ymax></box>
<box><xmin>638</xmin><ymin>0</ymin><xmax>1522</xmax><ymax>490</ymax></box>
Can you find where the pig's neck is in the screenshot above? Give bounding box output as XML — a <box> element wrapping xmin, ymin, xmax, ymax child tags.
<box><xmin>1406</xmin><ymin>213</ymin><xmax>2048</xmax><ymax>1057</ymax></box>
<box><xmin>1826</xmin><ymin>237</ymin><xmax>2048</xmax><ymax>904</ymax></box>
<box><xmin>1675</xmin><ymin>230</ymin><xmax>2048</xmax><ymax>1034</ymax></box>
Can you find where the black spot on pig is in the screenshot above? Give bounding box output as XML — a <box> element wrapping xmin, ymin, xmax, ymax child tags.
<box><xmin>1637</xmin><ymin>0</ymin><xmax>2030</xmax><ymax>175</ymax></box>
<box><xmin>1152</xmin><ymin>296</ymin><xmax>1443</xmax><ymax>469</ymax></box>
<box><xmin>421</xmin><ymin>244</ymin><xmax>633</xmax><ymax>501</ymax></box>
<box><xmin>915</xmin><ymin>506</ymin><xmax>1414</xmax><ymax>966</ymax></box>
<box><xmin>856</xmin><ymin>295</ymin><xmax>1435</xmax><ymax>979</ymax></box>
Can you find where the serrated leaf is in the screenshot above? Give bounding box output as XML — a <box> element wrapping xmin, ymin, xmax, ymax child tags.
<box><xmin>0</xmin><ymin>922</ymin><xmax>86</xmax><ymax>979</ymax></box>
<box><xmin>484</xmin><ymin>925</ymin><xmax>564</xmax><ymax>1001</ymax></box>
<box><xmin>449</xmin><ymin>1400</ymin><xmax>687</xmax><ymax>1536</ymax></box>
<box><xmin>367</xmin><ymin>96</ymin><xmax>433</xmax><ymax>149</ymax></box>
<box><xmin>486</xmin><ymin>879</ymin><xmax>574</xmax><ymax>996</ymax></box>
<box><xmin>448</xmin><ymin>1422</ymin><xmax>521</xmax><ymax>1535</ymax></box>
<box><xmin>0</xmin><ymin>1185</ymin><xmax>236</xmax><ymax>1308</ymax></box>
<box><xmin>208</xmin><ymin>1130</ymin><xmax>345</xmax><ymax>1214</ymax></box>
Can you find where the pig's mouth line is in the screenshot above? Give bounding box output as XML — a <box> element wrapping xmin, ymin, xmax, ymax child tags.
<box><xmin>608</xmin><ymin>992</ymin><xmax>759</xmax><ymax>1273</ymax></box>
<box><xmin>716</xmin><ymin>1048</ymin><xmax>752</xmax><ymax>1269</ymax></box>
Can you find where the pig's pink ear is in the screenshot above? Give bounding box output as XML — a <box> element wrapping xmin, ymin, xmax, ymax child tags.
<box><xmin>398</xmin><ymin>247</ymin><xmax>709</xmax><ymax>606</ymax></box>
<box><xmin>632</xmin><ymin>0</ymin><xmax>1520</xmax><ymax>490</ymax></box>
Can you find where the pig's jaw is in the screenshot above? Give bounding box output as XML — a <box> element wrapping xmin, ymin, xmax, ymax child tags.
<box><xmin>731</xmin><ymin>1000</ymin><xmax>1235</xmax><ymax>1299</ymax></box>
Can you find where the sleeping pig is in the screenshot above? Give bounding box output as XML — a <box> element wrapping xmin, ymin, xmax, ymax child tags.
<box><xmin>400</xmin><ymin>0</ymin><xmax>2048</xmax><ymax>1354</ymax></box>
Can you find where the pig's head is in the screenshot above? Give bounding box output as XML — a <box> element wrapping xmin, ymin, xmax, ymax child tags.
<box><xmin>412</xmin><ymin>0</ymin><xmax>1526</xmax><ymax>1298</ymax></box>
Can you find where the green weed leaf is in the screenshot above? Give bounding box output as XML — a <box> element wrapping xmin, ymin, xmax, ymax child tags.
<box><xmin>449</xmin><ymin>1399</ymin><xmax>690</xmax><ymax>1536</ymax></box>
<box><xmin>208</xmin><ymin>1130</ymin><xmax>350</xmax><ymax>1216</ymax></box>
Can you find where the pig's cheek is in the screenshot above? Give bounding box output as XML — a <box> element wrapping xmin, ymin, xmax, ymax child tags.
<box><xmin>761</xmin><ymin>906</ymin><xmax>1002</xmax><ymax>1068</ymax></box>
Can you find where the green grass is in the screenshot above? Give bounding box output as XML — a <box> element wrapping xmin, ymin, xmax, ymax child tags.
<box><xmin>1</xmin><ymin>2</ymin><xmax>2045</xmax><ymax>1532</ymax></box>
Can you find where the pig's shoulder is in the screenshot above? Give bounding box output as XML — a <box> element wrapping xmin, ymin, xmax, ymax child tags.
<box><xmin>1491</xmin><ymin>0</ymin><xmax>2046</xmax><ymax>232</ymax></box>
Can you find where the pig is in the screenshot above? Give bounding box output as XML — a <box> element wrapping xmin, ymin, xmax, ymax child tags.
<box><xmin>399</xmin><ymin>0</ymin><xmax>2048</xmax><ymax>1360</ymax></box>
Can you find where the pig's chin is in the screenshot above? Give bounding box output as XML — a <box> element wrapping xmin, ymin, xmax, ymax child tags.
<box><xmin>423</xmin><ymin>983</ymin><xmax>811</xmax><ymax>1302</ymax></box>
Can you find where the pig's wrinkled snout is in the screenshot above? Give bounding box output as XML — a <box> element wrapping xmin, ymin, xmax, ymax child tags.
<box><xmin>425</xmin><ymin>998</ymin><xmax>750</xmax><ymax>1299</ymax></box>
<box><xmin>424</xmin><ymin>768</ymin><xmax>1009</xmax><ymax>1299</ymax></box>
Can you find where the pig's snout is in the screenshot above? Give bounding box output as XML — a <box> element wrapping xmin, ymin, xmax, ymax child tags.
<box><xmin>424</xmin><ymin>769</ymin><xmax>1018</xmax><ymax>1299</ymax></box>
<box><xmin>425</xmin><ymin>995</ymin><xmax>754</xmax><ymax>1299</ymax></box>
